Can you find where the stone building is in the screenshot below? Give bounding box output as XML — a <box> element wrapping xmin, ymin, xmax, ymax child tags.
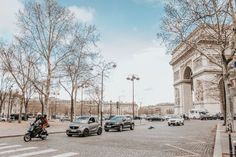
<box><xmin>28</xmin><ymin>98</ymin><xmax>138</xmax><ymax>117</ymax></box>
<box><xmin>170</xmin><ymin>27</ymin><xmax>236</xmax><ymax>115</ymax></box>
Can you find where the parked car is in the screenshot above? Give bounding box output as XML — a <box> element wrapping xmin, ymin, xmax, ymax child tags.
<box><xmin>10</xmin><ymin>113</ymin><xmax>28</xmax><ymax>121</ymax></box>
<box><xmin>60</xmin><ymin>116</ymin><xmax>70</xmax><ymax>122</ymax></box>
<box><xmin>134</xmin><ymin>116</ymin><xmax>142</xmax><ymax>120</ymax></box>
<box><xmin>104</xmin><ymin>115</ymin><xmax>134</xmax><ymax>132</ymax></box>
<box><xmin>66</xmin><ymin>116</ymin><xmax>102</xmax><ymax>137</ymax></box>
<box><xmin>168</xmin><ymin>115</ymin><xmax>184</xmax><ymax>126</ymax></box>
<box><xmin>146</xmin><ymin>116</ymin><xmax>165</xmax><ymax>121</ymax></box>
<box><xmin>200</xmin><ymin>114</ymin><xmax>218</xmax><ymax>120</ymax></box>
<box><xmin>0</xmin><ymin>116</ymin><xmax>7</xmax><ymax>121</ymax></box>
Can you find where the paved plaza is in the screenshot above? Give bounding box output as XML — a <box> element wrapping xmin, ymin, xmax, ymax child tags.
<box><xmin>0</xmin><ymin>120</ymin><xmax>218</xmax><ymax>157</ymax></box>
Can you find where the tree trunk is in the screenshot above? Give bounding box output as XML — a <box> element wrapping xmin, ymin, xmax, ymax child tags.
<box><xmin>224</xmin><ymin>76</ymin><xmax>234</xmax><ymax>132</ymax></box>
<box><xmin>70</xmin><ymin>96</ymin><xmax>74</xmax><ymax>122</ymax></box>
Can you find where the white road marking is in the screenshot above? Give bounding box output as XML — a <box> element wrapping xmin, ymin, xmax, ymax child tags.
<box><xmin>0</xmin><ymin>145</ymin><xmax>21</xmax><ymax>150</ymax></box>
<box><xmin>0</xmin><ymin>147</ymin><xmax>37</xmax><ymax>155</ymax></box>
<box><xmin>51</xmin><ymin>152</ymin><xmax>79</xmax><ymax>157</ymax></box>
<box><xmin>165</xmin><ymin>144</ymin><xmax>200</xmax><ymax>157</ymax></box>
<box><xmin>9</xmin><ymin>149</ymin><xmax>57</xmax><ymax>157</ymax></box>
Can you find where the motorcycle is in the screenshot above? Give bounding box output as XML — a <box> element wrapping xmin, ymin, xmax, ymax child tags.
<box><xmin>23</xmin><ymin>122</ymin><xmax>48</xmax><ymax>142</ymax></box>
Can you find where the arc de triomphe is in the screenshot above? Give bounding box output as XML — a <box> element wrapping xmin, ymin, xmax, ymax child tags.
<box><xmin>170</xmin><ymin>28</ymin><xmax>228</xmax><ymax>115</ymax></box>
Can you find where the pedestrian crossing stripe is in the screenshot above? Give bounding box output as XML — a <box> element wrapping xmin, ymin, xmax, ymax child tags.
<box><xmin>0</xmin><ymin>147</ymin><xmax>37</xmax><ymax>155</ymax></box>
<box><xmin>51</xmin><ymin>152</ymin><xmax>79</xmax><ymax>157</ymax></box>
<box><xmin>9</xmin><ymin>149</ymin><xmax>57</xmax><ymax>157</ymax></box>
<box><xmin>0</xmin><ymin>145</ymin><xmax>21</xmax><ymax>150</ymax></box>
<box><xmin>0</xmin><ymin>143</ymin><xmax>78</xmax><ymax>157</ymax></box>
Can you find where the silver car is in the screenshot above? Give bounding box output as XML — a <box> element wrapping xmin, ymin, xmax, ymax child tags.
<box><xmin>66</xmin><ymin>116</ymin><xmax>102</xmax><ymax>137</ymax></box>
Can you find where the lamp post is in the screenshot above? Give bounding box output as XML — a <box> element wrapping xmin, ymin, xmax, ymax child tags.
<box><xmin>126</xmin><ymin>74</ymin><xmax>140</xmax><ymax>119</ymax></box>
<box><xmin>109</xmin><ymin>100</ymin><xmax>112</xmax><ymax>116</ymax></box>
<box><xmin>78</xmin><ymin>84</ymin><xmax>89</xmax><ymax>116</ymax></box>
<box><xmin>91</xmin><ymin>61</ymin><xmax>116</xmax><ymax>126</ymax></box>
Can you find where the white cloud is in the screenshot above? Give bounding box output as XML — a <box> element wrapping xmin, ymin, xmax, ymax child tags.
<box><xmin>68</xmin><ymin>6</ymin><xmax>95</xmax><ymax>23</ymax></box>
<box><xmin>100</xmin><ymin>38</ymin><xmax>174</xmax><ymax>105</ymax></box>
<box><xmin>0</xmin><ymin>0</ymin><xmax>23</xmax><ymax>39</ymax></box>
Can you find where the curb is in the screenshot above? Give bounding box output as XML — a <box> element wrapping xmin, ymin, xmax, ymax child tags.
<box><xmin>213</xmin><ymin>124</ymin><xmax>222</xmax><ymax>157</ymax></box>
<box><xmin>0</xmin><ymin>131</ymin><xmax>65</xmax><ymax>139</ymax></box>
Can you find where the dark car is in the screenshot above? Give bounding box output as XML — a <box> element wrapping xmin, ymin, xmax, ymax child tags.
<box><xmin>200</xmin><ymin>114</ymin><xmax>218</xmax><ymax>120</ymax></box>
<box><xmin>10</xmin><ymin>113</ymin><xmax>28</xmax><ymax>121</ymax></box>
<box><xmin>104</xmin><ymin>115</ymin><xmax>134</xmax><ymax>132</ymax></box>
<box><xmin>146</xmin><ymin>116</ymin><xmax>165</xmax><ymax>121</ymax></box>
<box><xmin>66</xmin><ymin>116</ymin><xmax>102</xmax><ymax>137</ymax></box>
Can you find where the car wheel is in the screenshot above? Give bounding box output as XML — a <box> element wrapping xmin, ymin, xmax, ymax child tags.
<box><xmin>130</xmin><ymin>124</ymin><xmax>134</xmax><ymax>130</ymax></box>
<box><xmin>83</xmin><ymin>129</ymin><xmax>89</xmax><ymax>137</ymax></box>
<box><xmin>67</xmin><ymin>134</ymin><xmax>72</xmax><ymax>137</ymax></box>
<box><xmin>168</xmin><ymin>123</ymin><xmax>170</xmax><ymax>126</ymax></box>
<box><xmin>118</xmin><ymin>125</ymin><xmax>123</xmax><ymax>132</ymax></box>
<box><xmin>105</xmin><ymin>129</ymin><xmax>109</xmax><ymax>132</ymax></box>
<box><xmin>182</xmin><ymin>122</ymin><xmax>184</xmax><ymax>125</ymax></box>
<box><xmin>97</xmin><ymin>127</ymin><xmax>102</xmax><ymax>135</ymax></box>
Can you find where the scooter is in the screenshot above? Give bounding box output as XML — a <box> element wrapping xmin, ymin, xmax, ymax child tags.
<box><xmin>23</xmin><ymin>122</ymin><xmax>48</xmax><ymax>142</ymax></box>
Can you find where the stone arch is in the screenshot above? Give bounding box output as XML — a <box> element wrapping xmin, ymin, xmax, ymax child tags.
<box><xmin>182</xmin><ymin>66</ymin><xmax>194</xmax><ymax>113</ymax></box>
<box><xmin>184</xmin><ymin>66</ymin><xmax>192</xmax><ymax>79</ymax></box>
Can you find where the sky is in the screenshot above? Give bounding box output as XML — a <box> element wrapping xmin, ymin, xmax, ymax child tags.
<box><xmin>0</xmin><ymin>0</ymin><xmax>174</xmax><ymax>106</ymax></box>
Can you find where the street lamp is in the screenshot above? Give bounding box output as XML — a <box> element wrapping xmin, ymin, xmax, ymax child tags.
<box><xmin>78</xmin><ymin>84</ymin><xmax>89</xmax><ymax>116</ymax></box>
<box><xmin>126</xmin><ymin>74</ymin><xmax>140</xmax><ymax>119</ymax></box>
<box><xmin>100</xmin><ymin>62</ymin><xmax>116</xmax><ymax>126</ymax></box>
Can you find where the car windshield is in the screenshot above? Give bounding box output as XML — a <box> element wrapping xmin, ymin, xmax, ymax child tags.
<box><xmin>74</xmin><ymin>117</ymin><xmax>90</xmax><ymax>124</ymax></box>
<box><xmin>110</xmin><ymin>116</ymin><xmax>123</xmax><ymax>121</ymax></box>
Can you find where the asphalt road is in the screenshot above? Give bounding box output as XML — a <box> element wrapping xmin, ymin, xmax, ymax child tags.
<box><xmin>0</xmin><ymin>120</ymin><xmax>218</xmax><ymax>157</ymax></box>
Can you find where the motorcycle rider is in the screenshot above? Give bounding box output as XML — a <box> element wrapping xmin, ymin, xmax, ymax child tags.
<box><xmin>41</xmin><ymin>114</ymin><xmax>49</xmax><ymax>135</ymax></box>
<box><xmin>33</xmin><ymin>113</ymin><xmax>48</xmax><ymax>135</ymax></box>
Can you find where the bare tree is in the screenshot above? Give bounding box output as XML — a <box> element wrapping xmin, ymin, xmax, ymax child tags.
<box><xmin>0</xmin><ymin>45</ymin><xmax>36</xmax><ymax>123</ymax></box>
<box><xmin>158</xmin><ymin>0</ymin><xmax>236</xmax><ymax>131</ymax></box>
<box><xmin>58</xmin><ymin>23</ymin><xmax>99</xmax><ymax>121</ymax></box>
<box><xmin>0</xmin><ymin>70</ymin><xmax>14</xmax><ymax>116</ymax></box>
<box><xmin>15</xmin><ymin>0</ymin><xmax>85</xmax><ymax>117</ymax></box>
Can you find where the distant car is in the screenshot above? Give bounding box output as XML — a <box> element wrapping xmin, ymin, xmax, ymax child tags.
<box><xmin>134</xmin><ymin>116</ymin><xmax>142</xmax><ymax>120</ymax></box>
<box><xmin>104</xmin><ymin>115</ymin><xmax>134</xmax><ymax>132</ymax></box>
<box><xmin>0</xmin><ymin>116</ymin><xmax>7</xmax><ymax>121</ymax></box>
<box><xmin>200</xmin><ymin>114</ymin><xmax>218</xmax><ymax>120</ymax></box>
<box><xmin>146</xmin><ymin>116</ymin><xmax>165</xmax><ymax>121</ymax></box>
<box><xmin>66</xmin><ymin>116</ymin><xmax>102</xmax><ymax>137</ymax></box>
<box><xmin>168</xmin><ymin>115</ymin><xmax>184</xmax><ymax>126</ymax></box>
<box><xmin>60</xmin><ymin>116</ymin><xmax>70</xmax><ymax>122</ymax></box>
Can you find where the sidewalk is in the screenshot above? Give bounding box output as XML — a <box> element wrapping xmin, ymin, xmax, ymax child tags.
<box><xmin>214</xmin><ymin>121</ymin><xmax>236</xmax><ymax>157</ymax></box>
<box><xmin>0</xmin><ymin>119</ymin><xmax>147</xmax><ymax>138</ymax></box>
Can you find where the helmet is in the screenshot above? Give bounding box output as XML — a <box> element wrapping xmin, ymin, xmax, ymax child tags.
<box><xmin>37</xmin><ymin>112</ymin><xmax>42</xmax><ymax>116</ymax></box>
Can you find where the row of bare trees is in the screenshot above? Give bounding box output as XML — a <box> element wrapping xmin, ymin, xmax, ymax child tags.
<box><xmin>0</xmin><ymin>0</ymin><xmax>114</xmax><ymax>122</ymax></box>
<box><xmin>158</xmin><ymin>0</ymin><xmax>236</xmax><ymax>131</ymax></box>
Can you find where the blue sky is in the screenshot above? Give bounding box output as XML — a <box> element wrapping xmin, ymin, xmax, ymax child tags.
<box><xmin>0</xmin><ymin>0</ymin><xmax>174</xmax><ymax>106</ymax></box>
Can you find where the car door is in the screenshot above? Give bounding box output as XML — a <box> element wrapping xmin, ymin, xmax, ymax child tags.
<box><xmin>124</xmin><ymin>117</ymin><xmax>131</xmax><ymax>128</ymax></box>
<box><xmin>88</xmin><ymin>117</ymin><xmax>97</xmax><ymax>133</ymax></box>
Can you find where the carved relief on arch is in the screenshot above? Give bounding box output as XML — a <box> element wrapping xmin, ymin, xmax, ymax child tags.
<box><xmin>195</xmin><ymin>80</ymin><xmax>204</xmax><ymax>103</ymax></box>
<box><xmin>175</xmin><ymin>88</ymin><xmax>180</xmax><ymax>106</ymax></box>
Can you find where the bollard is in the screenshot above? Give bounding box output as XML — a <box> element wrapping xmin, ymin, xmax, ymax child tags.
<box><xmin>234</xmin><ymin>141</ymin><xmax>236</xmax><ymax>157</ymax></box>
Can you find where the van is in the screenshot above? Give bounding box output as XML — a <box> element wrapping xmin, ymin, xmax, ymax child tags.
<box><xmin>189</xmin><ymin>109</ymin><xmax>208</xmax><ymax>119</ymax></box>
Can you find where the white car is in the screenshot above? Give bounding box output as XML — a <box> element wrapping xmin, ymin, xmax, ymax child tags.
<box><xmin>0</xmin><ymin>116</ymin><xmax>7</xmax><ymax>122</ymax></box>
<box><xmin>168</xmin><ymin>115</ymin><xmax>184</xmax><ymax>126</ymax></box>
